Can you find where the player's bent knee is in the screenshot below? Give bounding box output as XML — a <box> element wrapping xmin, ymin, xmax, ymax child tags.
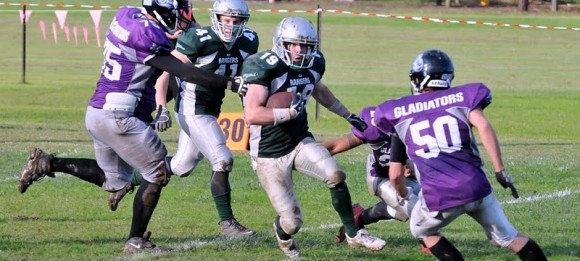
<box><xmin>280</xmin><ymin>216</ymin><xmax>302</xmax><ymax>235</ymax></box>
<box><xmin>213</xmin><ymin>157</ymin><xmax>233</xmax><ymax>173</ymax></box>
<box><xmin>148</xmin><ymin>160</ymin><xmax>171</xmax><ymax>186</ymax></box>
<box><xmin>326</xmin><ymin>170</ymin><xmax>346</xmax><ymax>187</ymax></box>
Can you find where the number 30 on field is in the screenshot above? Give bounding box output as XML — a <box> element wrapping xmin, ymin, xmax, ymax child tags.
<box><xmin>218</xmin><ymin>112</ymin><xmax>249</xmax><ymax>151</ymax></box>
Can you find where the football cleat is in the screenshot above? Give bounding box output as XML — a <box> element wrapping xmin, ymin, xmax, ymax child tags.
<box><xmin>346</xmin><ymin>229</ymin><xmax>386</xmax><ymax>251</ymax></box>
<box><xmin>18</xmin><ymin>148</ymin><xmax>55</xmax><ymax>193</ymax></box>
<box><xmin>336</xmin><ymin>203</ymin><xmax>365</xmax><ymax>243</ymax></box>
<box><xmin>273</xmin><ymin>222</ymin><xmax>300</xmax><ymax>259</ymax></box>
<box><xmin>219</xmin><ymin>218</ymin><xmax>256</xmax><ymax>237</ymax></box>
<box><xmin>108</xmin><ymin>183</ymin><xmax>135</xmax><ymax>211</ymax></box>
<box><xmin>123</xmin><ymin>231</ymin><xmax>172</xmax><ymax>254</ymax></box>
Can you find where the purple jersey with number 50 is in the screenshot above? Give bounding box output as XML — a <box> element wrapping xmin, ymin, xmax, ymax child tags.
<box><xmin>88</xmin><ymin>6</ymin><xmax>172</xmax><ymax>122</ymax></box>
<box><xmin>375</xmin><ymin>83</ymin><xmax>492</xmax><ymax>211</ymax></box>
<box><xmin>351</xmin><ymin>106</ymin><xmax>394</xmax><ymax>178</ymax></box>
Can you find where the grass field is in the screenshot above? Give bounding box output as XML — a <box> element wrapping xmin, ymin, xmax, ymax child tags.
<box><xmin>0</xmin><ymin>1</ymin><xmax>579</xmax><ymax>260</ymax></box>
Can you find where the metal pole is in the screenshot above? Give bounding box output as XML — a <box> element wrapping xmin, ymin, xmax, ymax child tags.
<box><xmin>21</xmin><ymin>4</ymin><xmax>27</xmax><ymax>83</ymax></box>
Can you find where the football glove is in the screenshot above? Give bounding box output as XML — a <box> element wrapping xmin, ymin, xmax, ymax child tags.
<box><xmin>290</xmin><ymin>92</ymin><xmax>304</xmax><ymax>116</ymax></box>
<box><xmin>151</xmin><ymin>105</ymin><xmax>172</xmax><ymax>132</ymax></box>
<box><xmin>495</xmin><ymin>169</ymin><xmax>519</xmax><ymax>199</ymax></box>
<box><xmin>230</xmin><ymin>76</ymin><xmax>248</xmax><ymax>97</ymax></box>
<box><xmin>346</xmin><ymin>113</ymin><xmax>368</xmax><ymax>132</ymax></box>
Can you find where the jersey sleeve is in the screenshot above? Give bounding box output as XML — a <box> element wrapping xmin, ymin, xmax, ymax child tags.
<box><xmin>174</xmin><ymin>27</ymin><xmax>205</xmax><ymax>58</ymax></box>
<box><xmin>240</xmin><ymin>28</ymin><xmax>260</xmax><ymax>55</ymax></box>
<box><xmin>464</xmin><ymin>82</ymin><xmax>492</xmax><ymax>111</ymax></box>
<box><xmin>373</xmin><ymin>102</ymin><xmax>396</xmax><ymax>137</ymax></box>
<box><xmin>310</xmin><ymin>51</ymin><xmax>326</xmax><ymax>82</ymax></box>
<box><xmin>352</xmin><ymin>106</ymin><xmax>381</xmax><ymax>143</ymax></box>
<box><xmin>134</xmin><ymin>23</ymin><xmax>172</xmax><ymax>63</ymax></box>
<box><xmin>241</xmin><ymin>51</ymin><xmax>277</xmax><ymax>86</ymax></box>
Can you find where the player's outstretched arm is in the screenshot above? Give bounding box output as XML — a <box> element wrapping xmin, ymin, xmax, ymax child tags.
<box><xmin>469</xmin><ymin>108</ymin><xmax>519</xmax><ymax>198</ymax></box>
<box><xmin>147</xmin><ymin>54</ymin><xmax>234</xmax><ymax>91</ymax></box>
<box><xmin>321</xmin><ymin>133</ymin><xmax>363</xmax><ymax>156</ymax></box>
<box><xmin>313</xmin><ymin>82</ymin><xmax>367</xmax><ymax>131</ymax></box>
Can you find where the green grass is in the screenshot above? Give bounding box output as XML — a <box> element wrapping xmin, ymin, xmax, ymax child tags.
<box><xmin>1</xmin><ymin>1</ymin><xmax>579</xmax><ymax>260</ymax></box>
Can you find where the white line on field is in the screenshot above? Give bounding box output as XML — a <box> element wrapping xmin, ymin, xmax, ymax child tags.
<box><xmin>503</xmin><ymin>188</ymin><xmax>573</xmax><ymax>204</ymax></box>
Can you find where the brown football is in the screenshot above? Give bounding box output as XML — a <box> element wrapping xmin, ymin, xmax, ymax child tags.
<box><xmin>266</xmin><ymin>92</ymin><xmax>293</xmax><ymax>108</ymax></box>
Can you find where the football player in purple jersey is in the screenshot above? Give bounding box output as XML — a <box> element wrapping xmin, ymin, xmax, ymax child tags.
<box><xmin>374</xmin><ymin>49</ymin><xmax>546</xmax><ymax>260</ymax></box>
<box><xmin>321</xmin><ymin>106</ymin><xmax>421</xmax><ymax>245</ymax></box>
<box><xmin>17</xmin><ymin>0</ymin><xmax>246</xmax><ymax>253</ymax></box>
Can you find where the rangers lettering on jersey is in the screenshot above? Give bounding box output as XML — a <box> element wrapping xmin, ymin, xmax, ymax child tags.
<box><xmin>109</xmin><ymin>17</ymin><xmax>130</xmax><ymax>42</ymax></box>
<box><xmin>219</xmin><ymin>57</ymin><xmax>239</xmax><ymax>64</ymax></box>
<box><xmin>394</xmin><ymin>92</ymin><xmax>464</xmax><ymax>118</ymax></box>
<box><xmin>290</xmin><ymin>77</ymin><xmax>311</xmax><ymax>86</ymax></box>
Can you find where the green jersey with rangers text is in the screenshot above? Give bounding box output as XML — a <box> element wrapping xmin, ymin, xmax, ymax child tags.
<box><xmin>174</xmin><ymin>26</ymin><xmax>259</xmax><ymax>116</ymax></box>
<box><xmin>243</xmin><ymin>50</ymin><xmax>326</xmax><ymax>158</ymax></box>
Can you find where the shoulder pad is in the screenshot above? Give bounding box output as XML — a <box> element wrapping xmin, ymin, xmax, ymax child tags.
<box><xmin>242</xmin><ymin>51</ymin><xmax>281</xmax><ymax>85</ymax></box>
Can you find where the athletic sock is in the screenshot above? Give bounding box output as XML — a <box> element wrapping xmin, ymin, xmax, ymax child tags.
<box><xmin>517</xmin><ymin>239</ymin><xmax>547</xmax><ymax>261</ymax></box>
<box><xmin>329</xmin><ymin>182</ymin><xmax>357</xmax><ymax>237</ymax></box>
<box><xmin>429</xmin><ymin>236</ymin><xmax>464</xmax><ymax>261</ymax></box>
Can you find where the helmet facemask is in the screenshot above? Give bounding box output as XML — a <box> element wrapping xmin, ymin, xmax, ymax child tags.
<box><xmin>176</xmin><ymin>0</ymin><xmax>195</xmax><ymax>32</ymax></box>
<box><xmin>278</xmin><ymin>41</ymin><xmax>317</xmax><ymax>70</ymax></box>
<box><xmin>272</xmin><ymin>17</ymin><xmax>319</xmax><ymax>70</ymax></box>
<box><xmin>210</xmin><ymin>0</ymin><xmax>250</xmax><ymax>43</ymax></box>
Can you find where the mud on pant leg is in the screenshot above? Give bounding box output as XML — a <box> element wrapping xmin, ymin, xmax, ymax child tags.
<box><xmin>292</xmin><ymin>138</ymin><xmax>357</xmax><ymax>236</ymax></box>
<box><xmin>129</xmin><ymin>179</ymin><xmax>163</xmax><ymax>238</ymax></box>
<box><xmin>253</xmin><ymin>155</ymin><xmax>302</xmax><ymax>236</ymax></box>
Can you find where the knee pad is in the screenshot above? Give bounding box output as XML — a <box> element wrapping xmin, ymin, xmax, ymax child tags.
<box><xmin>213</xmin><ymin>157</ymin><xmax>233</xmax><ymax>173</ymax></box>
<box><xmin>327</xmin><ymin>170</ymin><xmax>347</xmax><ymax>188</ymax></box>
<box><xmin>279</xmin><ymin>215</ymin><xmax>302</xmax><ymax>235</ymax></box>
<box><xmin>279</xmin><ymin>207</ymin><xmax>303</xmax><ymax>235</ymax></box>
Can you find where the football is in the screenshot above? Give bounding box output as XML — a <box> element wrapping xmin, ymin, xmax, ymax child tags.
<box><xmin>266</xmin><ymin>92</ymin><xmax>293</xmax><ymax>108</ymax></box>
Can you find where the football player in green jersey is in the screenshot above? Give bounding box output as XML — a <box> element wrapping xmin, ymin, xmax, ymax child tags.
<box><xmin>138</xmin><ymin>0</ymin><xmax>259</xmax><ymax>237</ymax></box>
<box><xmin>242</xmin><ymin>16</ymin><xmax>386</xmax><ymax>259</ymax></box>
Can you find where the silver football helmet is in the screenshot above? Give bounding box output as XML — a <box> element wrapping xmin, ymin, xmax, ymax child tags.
<box><xmin>210</xmin><ymin>0</ymin><xmax>250</xmax><ymax>43</ymax></box>
<box><xmin>409</xmin><ymin>49</ymin><xmax>455</xmax><ymax>94</ymax></box>
<box><xmin>272</xmin><ymin>17</ymin><xmax>319</xmax><ymax>70</ymax></box>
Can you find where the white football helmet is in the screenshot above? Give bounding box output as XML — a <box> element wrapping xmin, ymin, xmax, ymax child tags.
<box><xmin>272</xmin><ymin>17</ymin><xmax>319</xmax><ymax>70</ymax></box>
<box><xmin>210</xmin><ymin>0</ymin><xmax>250</xmax><ymax>43</ymax></box>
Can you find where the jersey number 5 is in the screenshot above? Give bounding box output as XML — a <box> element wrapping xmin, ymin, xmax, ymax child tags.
<box><xmin>101</xmin><ymin>40</ymin><xmax>122</xmax><ymax>81</ymax></box>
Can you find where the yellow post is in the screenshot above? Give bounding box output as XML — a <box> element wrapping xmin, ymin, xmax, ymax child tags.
<box><xmin>481</xmin><ymin>0</ymin><xmax>489</xmax><ymax>6</ymax></box>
